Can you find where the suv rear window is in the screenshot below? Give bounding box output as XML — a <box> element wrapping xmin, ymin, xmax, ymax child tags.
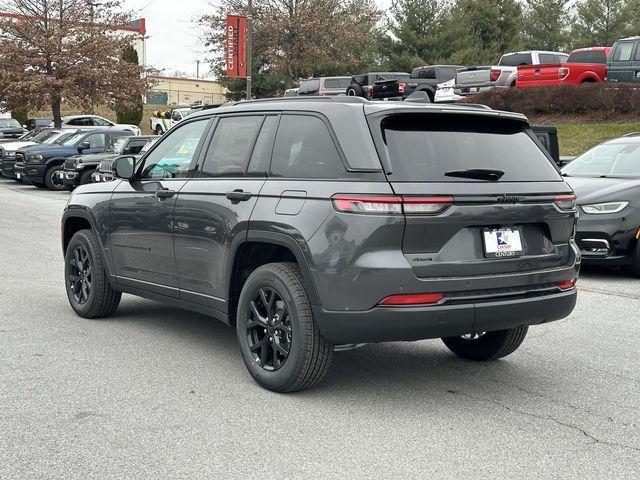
<box><xmin>380</xmin><ymin>114</ymin><xmax>561</xmax><ymax>182</ymax></box>
<box><xmin>298</xmin><ymin>79</ymin><xmax>320</xmax><ymax>94</ymax></box>
<box><xmin>568</xmin><ymin>50</ymin><xmax>607</xmax><ymax>64</ymax></box>
<box><xmin>499</xmin><ymin>53</ymin><xmax>532</xmax><ymax>66</ymax></box>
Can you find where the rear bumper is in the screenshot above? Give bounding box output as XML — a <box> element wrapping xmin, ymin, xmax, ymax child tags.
<box><xmin>313</xmin><ymin>289</ymin><xmax>577</xmax><ymax>344</ymax></box>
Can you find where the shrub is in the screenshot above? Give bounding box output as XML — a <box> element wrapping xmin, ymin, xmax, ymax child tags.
<box><xmin>460</xmin><ymin>83</ymin><xmax>640</xmax><ymax>121</ymax></box>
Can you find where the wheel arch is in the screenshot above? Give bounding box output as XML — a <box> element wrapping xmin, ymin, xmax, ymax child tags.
<box><xmin>226</xmin><ymin>231</ymin><xmax>321</xmax><ymax>325</ymax></box>
<box><xmin>44</xmin><ymin>156</ymin><xmax>66</xmax><ymax>168</ymax></box>
<box><xmin>62</xmin><ymin>208</ymin><xmax>113</xmax><ymax>280</ymax></box>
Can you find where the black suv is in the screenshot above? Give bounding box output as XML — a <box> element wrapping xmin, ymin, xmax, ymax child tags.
<box><xmin>61</xmin><ymin>97</ymin><xmax>580</xmax><ymax>392</ymax></box>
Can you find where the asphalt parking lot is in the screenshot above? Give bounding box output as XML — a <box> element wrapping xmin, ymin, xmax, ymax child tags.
<box><xmin>0</xmin><ymin>177</ymin><xmax>638</xmax><ymax>479</ymax></box>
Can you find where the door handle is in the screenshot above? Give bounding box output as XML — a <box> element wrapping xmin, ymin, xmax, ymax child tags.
<box><xmin>155</xmin><ymin>188</ymin><xmax>175</xmax><ymax>199</ymax></box>
<box><xmin>226</xmin><ymin>189</ymin><xmax>252</xmax><ymax>201</ymax></box>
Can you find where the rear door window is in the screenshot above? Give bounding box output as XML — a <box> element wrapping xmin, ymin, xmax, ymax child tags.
<box><xmin>270</xmin><ymin>115</ymin><xmax>344</xmax><ymax>178</ymax></box>
<box><xmin>200</xmin><ymin>116</ymin><xmax>263</xmax><ymax>177</ymax></box>
<box><xmin>539</xmin><ymin>53</ymin><xmax>556</xmax><ymax>64</ymax></box>
<box><xmin>323</xmin><ymin>78</ymin><xmax>351</xmax><ymax>89</ymax></box>
<box><xmin>379</xmin><ymin>114</ymin><xmax>561</xmax><ymax>182</ymax></box>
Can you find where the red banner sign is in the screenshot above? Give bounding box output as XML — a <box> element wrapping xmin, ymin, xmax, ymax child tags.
<box><xmin>226</xmin><ymin>15</ymin><xmax>247</xmax><ymax>78</ymax></box>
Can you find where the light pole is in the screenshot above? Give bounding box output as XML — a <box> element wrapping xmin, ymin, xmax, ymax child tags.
<box><xmin>246</xmin><ymin>0</ymin><xmax>252</xmax><ymax>100</ymax></box>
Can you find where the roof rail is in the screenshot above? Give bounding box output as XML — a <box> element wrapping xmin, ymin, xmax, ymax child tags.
<box><xmin>230</xmin><ymin>96</ymin><xmax>368</xmax><ymax>106</ymax></box>
<box><xmin>622</xmin><ymin>131</ymin><xmax>640</xmax><ymax>137</ymax></box>
<box><xmin>448</xmin><ymin>103</ymin><xmax>493</xmax><ymax>110</ymax></box>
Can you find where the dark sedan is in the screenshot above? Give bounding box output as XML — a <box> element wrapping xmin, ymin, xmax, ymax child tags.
<box><xmin>562</xmin><ymin>133</ymin><xmax>640</xmax><ymax>274</ymax></box>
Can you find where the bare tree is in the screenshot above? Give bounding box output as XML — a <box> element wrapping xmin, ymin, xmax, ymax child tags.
<box><xmin>0</xmin><ymin>0</ymin><xmax>148</xmax><ymax>127</ymax></box>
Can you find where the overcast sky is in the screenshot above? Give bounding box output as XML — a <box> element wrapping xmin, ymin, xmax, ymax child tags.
<box><xmin>123</xmin><ymin>0</ymin><xmax>392</xmax><ymax>79</ymax></box>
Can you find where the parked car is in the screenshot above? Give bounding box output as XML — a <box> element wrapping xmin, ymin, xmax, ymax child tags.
<box><xmin>53</xmin><ymin>115</ymin><xmax>141</xmax><ymax>136</ymax></box>
<box><xmin>0</xmin><ymin>117</ymin><xmax>26</xmax><ymax>140</ymax></box>
<box><xmin>298</xmin><ymin>77</ymin><xmax>352</xmax><ymax>96</ymax></box>
<box><xmin>561</xmin><ymin>133</ymin><xmax>640</xmax><ymax>273</ymax></box>
<box><xmin>150</xmin><ymin>107</ymin><xmax>191</xmax><ymax>135</ymax></box>
<box><xmin>26</xmin><ymin>117</ymin><xmax>53</xmax><ymax>130</ymax></box>
<box><xmin>402</xmin><ymin>65</ymin><xmax>464</xmax><ymax>102</ymax></box>
<box><xmin>61</xmin><ymin>135</ymin><xmax>157</xmax><ymax>189</ymax></box>
<box><xmin>0</xmin><ymin>129</ymin><xmax>70</xmax><ymax>180</ymax></box>
<box><xmin>434</xmin><ymin>78</ymin><xmax>464</xmax><ymax>103</ymax></box>
<box><xmin>516</xmin><ymin>47</ymin><xmax>611</xmax><ymax>87</ymax></box>
<box><xmin>454</xmin><ymin>50</ymin><xmax>569</xmax><ymax>96</ymax></box>
<box><xmin>93</xmin><ymin>136</ymin><xmax>160</xmax><ymax>183</ymax></box>
<box><xmin>61</xmin><ymin>96</ymin><xmax>578</xmax><ymax>392</ymax></box>
<box><xmin>14</xmin><ymin>129</ymin><xmax>132</xmax><ymax>190</ymax></box>
<box><xmin>607</xmin><ymin>36</ymin><xmax>640</xmax><ymax>83</ymax></box>
<box><xmin>346</xmin><ymin>72</ymin><xmax>410</xmax><ymax>100</ymax></box>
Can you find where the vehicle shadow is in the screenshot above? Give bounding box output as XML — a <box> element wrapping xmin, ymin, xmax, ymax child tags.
<box><xmin>107</xmin><ymin>295</ymin><xmax>550</xmax><ymax>403</ymax></box>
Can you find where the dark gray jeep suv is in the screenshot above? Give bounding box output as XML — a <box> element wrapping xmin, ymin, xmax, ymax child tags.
<box><xmin>61</xmin><ymin>97</ymin><xmax>580</xmax><ymax>392</ymax></box>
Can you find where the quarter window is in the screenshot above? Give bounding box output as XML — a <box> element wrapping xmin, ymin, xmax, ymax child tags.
<box><xmin>270</xmin><ymin>115</ymin><xmax>344</xmax><ymax>178</ymax></box>
<box><xmin>613</xmin><ymin>43</ymin><xmax>634</xmax><ymax>62</ymax></box>
<box><xmin>200</xmin><ymin>116</ymin><xmax>263</xmax><ymax>177</ymax></box>
<box><xmin>140</xmin><ymin>119</ymin><xmax>209</xmax><ymax>180</ymax></box>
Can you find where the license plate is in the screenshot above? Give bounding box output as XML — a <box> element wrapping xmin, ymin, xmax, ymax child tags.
<box><xmin>16</xmin><ymin>173</ymin><xmax>21</xmax><ymax>179</ymax></box>
<box><xmin>483</xmin><ymin>228</ymin><xmax>523</xmax><ymax>258</ymax></box>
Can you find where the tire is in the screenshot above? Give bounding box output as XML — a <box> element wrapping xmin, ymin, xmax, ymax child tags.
<box><xmin>346</xmin><ymin>84</ymin><xmax>363</xmax><ymax>97</ymax></box>
<box><xmin>79</xmin><ymin>169</ymin><xmax>94</xmax><ymax>186</ymax></box>
<box><xmin>624</xmin><ymin>242</ymin><xmax>640</xmax><ymax>277</ymax></box>
<box><xmin>442</xmin><ymin>325</ymin><xmax>529</xmax><ymax>361</ymax></box>
<box><xmin>64</xmin><ymin>229</ymin><xmax>121</xmax><ymax>318</ymax></box>
<box><xmin>236</xmin><ymin>262</ymin><xmax>333</xmax><ymax>392</ymax></box>
<box><xmin>44</xmin><ymin>164</ymin><xmax>65</xmax><ymax>190</ymax></box>
<box><xmin>155</xmin><ymin>125</ymin><xmax>164</xmax><ymax>135</ymax></box>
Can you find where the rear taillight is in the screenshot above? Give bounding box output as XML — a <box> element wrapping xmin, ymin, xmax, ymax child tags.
<box><xmin>558</xmin><ymin>67</ymin><xmax>569</xmax><ymax>80</ymax></box>
<box><xmin>555</xmin><ymin>194</ymin><xmax>576</xmax><ymax>211</ymax></box>
<box><xmin>398</xmin><ymin>82</ymin><xmax>406</xmax><ymax>93</ymax></box>
<box><xmin>379</xmin><ymin>293</ymin><xmax>444</xmax><ymax>306</ymax></box>
<box><xmin>558</xmin><ymin>279</ymin><xmax>576</xmax><ymax>291</ymax></box>
<box><xmin>331</xmin><ymin>195</ymin><xmax>453</xmax><ymax>215</ymax></box>
<box><xmin>490</xmin><ymin>69</ymin><xmax>501</xmax><ymax>82</ymax></box>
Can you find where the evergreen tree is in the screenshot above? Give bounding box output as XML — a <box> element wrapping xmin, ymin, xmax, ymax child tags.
<box><xmin>523</xmin><ymin>0</ymin><xmax>572</xmax><ymax>51</ymax></box>
<box><xmin>115</xmin><ymin>45</ymin><xmax>144</xmax><ymax>126</ymax></box>
<box><xmin>571</xmin><ymin>0</ymin><xmax>632</xmax><ymax>47</ymax></box>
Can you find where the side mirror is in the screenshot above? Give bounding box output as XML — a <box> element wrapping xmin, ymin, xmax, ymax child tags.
<box><xmin>404</xmin><ymin>90</ymin><xmax>431</xmax><ymax>103</ymax></box>
<box><xmin>114</xmin><ymin>156</ymin><xmax>135</xmax><ymax>180</ymax></box>
<box><xmin>77</xmin><ymin>140</ymin><xmax>91</xmax><ymax>152</ymax></box>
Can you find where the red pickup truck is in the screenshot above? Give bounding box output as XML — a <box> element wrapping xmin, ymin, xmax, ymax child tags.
<box><xmin>516</xmin><ymin>47</ymin><xmax>611</xmax><ymax>87</ymax></box>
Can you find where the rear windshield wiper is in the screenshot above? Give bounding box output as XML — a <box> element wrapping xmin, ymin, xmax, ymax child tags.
<box><xmin>444</xmin><ymin>168</ymin><xmax>505</xmax><ymax>181</ymax></box>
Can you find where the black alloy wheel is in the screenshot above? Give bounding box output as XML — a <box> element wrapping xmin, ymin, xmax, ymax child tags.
<box><xmin>68</xmin><ymin>244</ymin><xmax>92</xmax><ymax>304</ymax></box>
<box><xmin>246</xmin><ymin>287</ymin><xmax>292</xmax><ymax>371</ymax></box>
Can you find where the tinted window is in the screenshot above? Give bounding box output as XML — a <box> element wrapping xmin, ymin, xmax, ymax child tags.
<box><xmin>612</xmin><ymin>42</ymin><xmax>634</xmax><ymax>62</ymax></box>
<box><xmin>539</xmin><ymin>53</ymin><xmax>556</xmax><ymax>64</ymax></box>
<box><xmin>201</xmin><ymin>116</ymin><xmax>263</xmax><ymax>177</ymax></box>
<box><xmin>562</xmin><ymin>142</ymin><xmax>640</xmax><ymax>177</ymax></box>
<box><xmin>499</xmin><ymin>53</ymin><xmax>532</xmax><ymax>66</ymax></box>
<box><xmin>66</xmin><ymin>118</ymin><xmax>85</xmax><ymax>126</ymax></box>
<box><xmin>247</xmin><ymin>116</ymin><xmax>278</xmax><ymax>175</ymax></box>
<box><xmin>568</xmin><ymin>50</ymin><xmax>607</xmax><ymax>64</ymax></box>
<box><xmin>140</xmin><ymin>119</ymin><xmax>208</xmax><ymax>179</ymax></box>
<box><xmin>271</xmin><ymin>115</ymin><xmax>344</xmax><ymax>178</ymax></box>
<box><xmin>556</xmin><ymin>54</ymin><xmax>569</xmax><ymax>63</ymax></box>
<box><xmin>381</xmin><ymin>114</ymin><xmax>561</xmax><ymax>182</ymax></box>
<box><xmin>323</xmin><ymin>78</ymin><xmax>351</xmax><ymax>89</ymax></box>
<box><xmin>298</xmin><ymin>79</ymin><xmax>320</xmax><ymax>94</ymax></box>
